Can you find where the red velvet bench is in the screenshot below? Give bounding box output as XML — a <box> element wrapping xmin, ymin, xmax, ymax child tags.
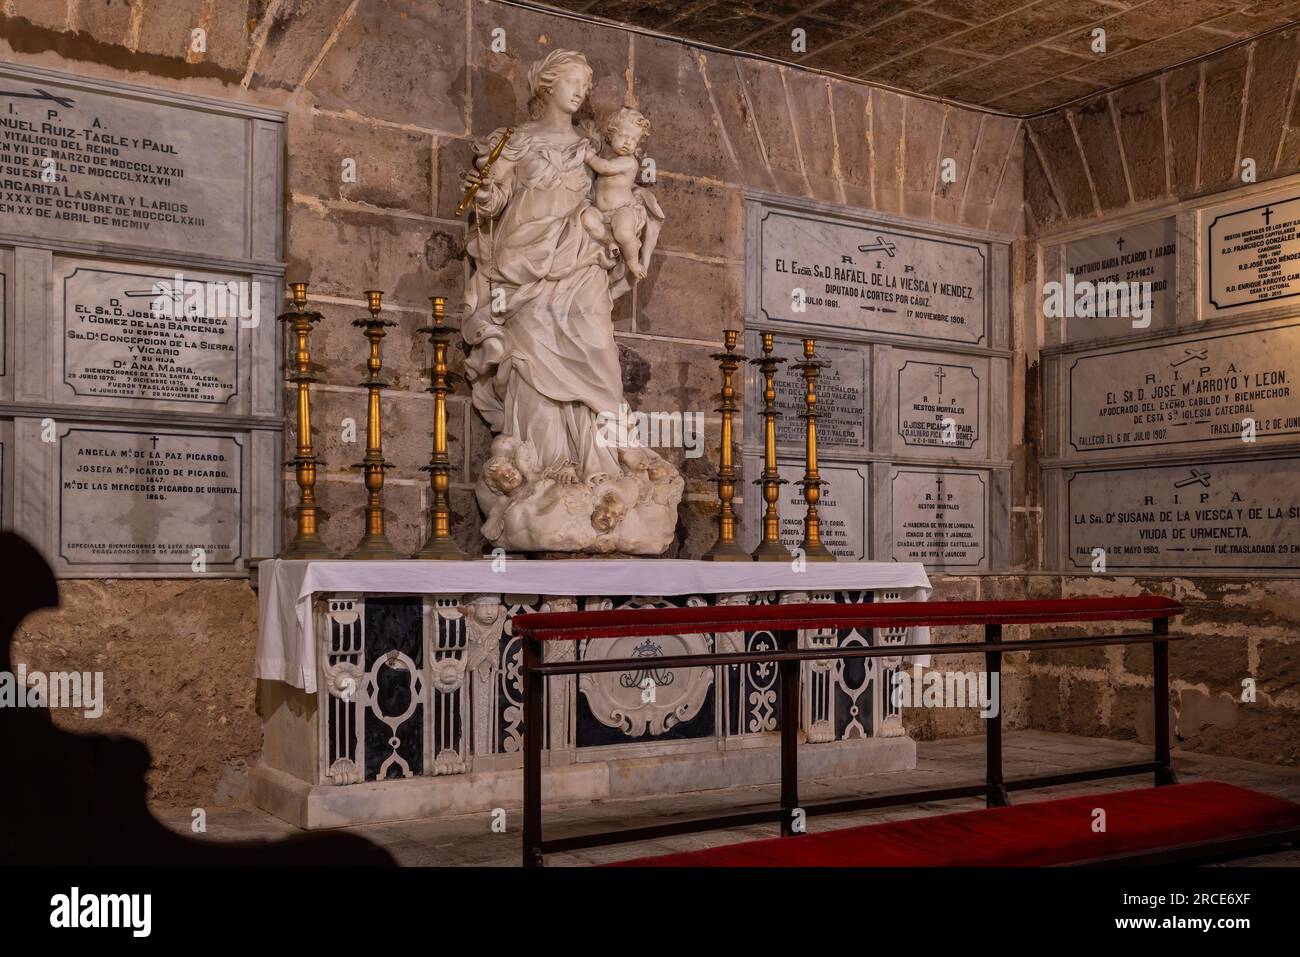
<box><xmin>610</xmin><ymin>782</ymin><xmax>1300</xmax><ymax>867</ymax></box>
<box><xmin>512</xmin><ymin>595</ymin><xmax>1300</xmax><ymax>867</ymax></box>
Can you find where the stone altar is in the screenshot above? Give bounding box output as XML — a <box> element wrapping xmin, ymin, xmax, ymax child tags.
<box><xmin>251</xmin><ymin>558</ymin><xmax>931</xmax><ymax>829</ymax></box>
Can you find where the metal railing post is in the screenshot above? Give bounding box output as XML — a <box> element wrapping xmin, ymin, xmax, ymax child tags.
<box><xmin>985</xmin><ymin>623</ymin><xmax>1010</xmax><ymax>808</ymax></box>
<box><xmin>1153</xmin><ymin>616</ymin><xmax>1178</xmax><ymax>786</ymax></box>
<box><xmin>522</xmin><ymin>636</ymin><xmax>544</xmax><ymax>866</ymax></box>
<box><xmin>778</xmin><ymin>628</ymin><xmax>801</xmax><ymax>836</ymax></box>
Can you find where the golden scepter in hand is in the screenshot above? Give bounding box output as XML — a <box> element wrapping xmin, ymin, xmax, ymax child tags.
<box><xmin>456</xmin><ymin>127</ymin><xmax>514</xmax><ymax>216</ymax></box>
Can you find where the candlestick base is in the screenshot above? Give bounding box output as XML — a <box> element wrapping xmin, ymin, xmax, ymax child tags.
<box><xmin>751</xmin><ymin>539</ymin><xmax>793</xmax><ymax>562</ymax></box>
<box><xmin>796</xmin><ymin>540</ymin><xmax>837</xmax><ymax>562</ymax></box>
<box><xmin>347</xmin><ymin>531</ymin><xmax>403</xmax><ymax>560</ymax></box>
<box><xmin>701</xmin><ymin>537</ymin><xmax>753</xmax><ymax>561</ymax></box>
<box><xmin>280</xmin><ymin>532</ymin><xmax>337</xmax><ymax>560</ymax></box>
<box><xmin>413</xmin><ymin>533</ymin><xmax>466</xmax><ymax>560</ymax></box>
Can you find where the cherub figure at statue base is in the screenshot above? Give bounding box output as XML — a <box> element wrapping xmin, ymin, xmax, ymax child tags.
<box><xmin>476</xmin><ymin>435</ymin><xmax>683</xmax><ymax>555</ymax></box>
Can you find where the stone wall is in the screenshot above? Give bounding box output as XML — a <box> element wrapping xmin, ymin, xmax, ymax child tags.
<box><xmin>3</xmin><ymin>0</ymin><xmax>1295</xmax><ymax>811</ymax></box>
<box><xmin>991</xmin><ymin>25</ymin><xmax>1300</xmax><ymax>766</ymax></box>
<box><xmin>3</xmin><ymin>0</ymin><xmax>1024</xmax><ymax>808</ymax></box>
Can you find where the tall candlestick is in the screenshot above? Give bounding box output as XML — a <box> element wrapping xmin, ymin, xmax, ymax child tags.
<box><xmin>415</xmin><ymin>295</ymin><xmax>465</xmax><ymax>559</ymax></box>
<box><xmin>279</xmin><ymin>282</ymin><xmax>336</xmax><ymax>559</ymax></box>
<box><xmin>750</xmin><ymin>332</ymin><xmax>791</xmax><ymax>561</ymax></box>
<box><xmin>796</xmin><ymin>337</ymin><xmax>836</xmax><ymax>563</ymax></box>
<box><xmin>703</xmin><ymin>329</ymin><xmax>751</xmax><ymax>561</ymax></box>
<box><xmin>347</xmin><ymin>290</ymin><xmax>402</xmax><ymax>560</ymax></box>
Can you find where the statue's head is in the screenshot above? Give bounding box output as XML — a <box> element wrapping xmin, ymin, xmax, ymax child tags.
<box><xmin>602</xmin><ymin>107</ymin><xmax>650</xmax><ymax>157</ymax></box>
<box><xmin>526</xmin><ymin>49</ymin><xmax>593</xmax><ymax>120</ymax></box>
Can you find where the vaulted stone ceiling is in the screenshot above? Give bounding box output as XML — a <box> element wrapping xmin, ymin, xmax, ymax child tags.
<box><xmin>538</xmin><ymin>0</ymin><xmax>1300</xmax><ymax>113</ymax></box>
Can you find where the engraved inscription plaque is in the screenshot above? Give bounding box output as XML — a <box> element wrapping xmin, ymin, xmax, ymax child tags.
<box><xmin>890</xmin><ymin>468</ymin><xmax>988</xmax><ymax>569</ymax></box>
<box><xmin>1069</xmin><ymin>320</ymin><xmax>1300</xmax><ymax>453</ymax></box>
<box><xmin>59</xmin><ymin>428</ymin><xmax>243</xmax><ymax>568</ymax></box>
<box><xmin>1204</xmin><ymin>192</ymin><xmax>1300</xmax><ymax>316</ymax></box>
<box><xmin>897</xmin><ymin>357</ymin><xmax>981</xmax><ymax>451</ymax></box>
<box><xmin>1065</xmin><ymin>218</ymin><xmax>1175</xmax><ymax>340</ymax></box>
<box><xmin>0</xmin><ymin>65</ymin><xmax>258</xmax><ymax>258</ymax></box>
<box><xmin>61</xmin><ymin>264</ymin><xmax>242</xmax><ymax>405</ymax></box>
<box><xmin>757</xmin><ymin>207</ymin><xmax>987</xmax><ymax>344</ymax></box>
<box><xmin>776</xmin><ymin>461</ymin><xmax>867</xmax><ymax>559</ymax></box>
<box><xmin>1067</xmin><ymin>458</ymin><xmax>1300</xmax><ymax>571</ymax></box>
<box><xmin>750</xmin><ymin>333</ymin><xmax>868</xmax><ymax>449</ymax></box>
<box><xmin>741</xmin><ymin>456</ymin><xmax>867</xmax><ymax>560</ymax></box>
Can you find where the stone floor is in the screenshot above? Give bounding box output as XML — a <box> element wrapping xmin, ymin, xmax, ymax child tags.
<box><xmin>156</xmin><ymin>731</ymin><xmax>1300</xmax><ymax>866</ymax></box>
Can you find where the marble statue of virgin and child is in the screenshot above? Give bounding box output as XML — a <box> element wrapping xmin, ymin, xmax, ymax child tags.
<box><xmin>461</xmin><ymin>49</ymin><xmax>684</xmax><ymax>554</ymax></box>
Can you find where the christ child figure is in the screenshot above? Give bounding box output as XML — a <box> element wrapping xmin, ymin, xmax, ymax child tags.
<box><xmin>583</xmin><ymin>107</ymin><xmax>653</xmax><ymax>279</ymax></box>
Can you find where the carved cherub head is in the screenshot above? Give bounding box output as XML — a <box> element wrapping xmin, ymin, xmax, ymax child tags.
<box><xmin>602</xmin><ymin>107</ymin><xmax>650</xmax><ymax>158</ymax></box>
<box><xmin>526</xmin><ymin>49</ymin><xmax>593</xmax><ymax>120</ymax></box>
<box><xmin>590</xmin><ymin>491</ymin><xmax>628</xmax><ymax>532</ymax></box>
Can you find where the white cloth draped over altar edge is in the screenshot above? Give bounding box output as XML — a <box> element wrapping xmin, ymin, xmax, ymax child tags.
<box><xmin>255</xmin><ymin>559</ymin><xmax>933</xmax><ymax>693</ymax></box>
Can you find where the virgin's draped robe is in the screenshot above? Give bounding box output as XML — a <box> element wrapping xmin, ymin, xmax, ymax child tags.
<box><xmin>461</xmin><ymin>126</ymin><xmax>682</xmax><ymax>554</ymax></box>
<box><xmin>463</xmin><ymin>127</ymin><xmax>625</xmax><ymax>480</ymax></box>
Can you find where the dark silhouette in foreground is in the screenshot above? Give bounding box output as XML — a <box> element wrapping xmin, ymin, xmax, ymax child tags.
<box><xmin>0</xmin><ymin>532</ymin><xmax>394</xmax><ymax>865</ymax></box>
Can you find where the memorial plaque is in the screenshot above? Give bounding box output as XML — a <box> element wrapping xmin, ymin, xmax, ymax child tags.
<box><xmin>1067</xmin><ymin>458</ymin><xmax>1300</xmax><ymax>571</ymax></box>
<box><xmin>895</xmin><ymin>354</ymin><xmax>982</xmax><ymax>452</ymax></box>
<box><xmin>742</xmin><ymin>457</ymin><xmax>868</xmax><ymax>560</ymax></box>
<box><xmin>59</xmin><ymin>262</ymin><xmax>243</xmax><ymax>406</ymax></box>
<box><xmin>59</xmin><ymin>427</ymin><xmax>243</xmax><ymax>568</ymax></box>
<box><xmin>1069</xmin><ymin>320</ymin><xmax>1300</xmax><ymax>453</ymax></box>
<box><xmin>0</xmin><ymin>64</ymin><xmax>263</xmax><ymax>259</ymax></box>
<box><xmin>1064</xmin><ymin>218</ymin><xmax>1175</xmax><ymax>340</ymax></box>
<box><xmin>755</xmin><ymin>206</ymin><xmax>987</xmax><ymax>344</ymax></box>
<box><xmin>748</xmin><ymin>332</ymin><xmax>867</xmax><ymax>449</ymax></box>
<box><xmin>1204</xmin><ymin>191</ymin><xmax>1300</xmax><ymax>316</ymax></box>
<box><xmin>890</xmin><ymin>468</ymin><xmax>988</xmax><ymax>569</ymax></box>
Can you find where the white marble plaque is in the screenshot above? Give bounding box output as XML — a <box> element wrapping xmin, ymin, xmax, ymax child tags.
<box><xmin>59</xmin><ymin>427</ymin><xmax>243</xmax><ymax>568</ymax></box>
<box><xmin>757</xmin><ymin>208</ymin><xmax>987</xmax><ymax>344</ymax></box>
<box><xmin>0</xmin><ymin>64</ymin><xmax>272</xmax><ymax>260</ymax></box>
<box><xmin>742</xmin><ymin>457</ymin><xmax>868</xmax><ymax>560</ymax></box>
<box><xmin>890</xmin><ymin>468</ymin><xmax>987</xmax><ymax>569</ymax></box>
<box><xmin>896</xmin><ymin>356</ymin><xmax>981</xmax><ymax>451</ymax></box>
<box><xmin>1067</xmin><ymin>458</ymin><xmax>1300</xmax><ymax>571</ymax></box>
<box><xmin>1065</xmin><ymin>217</ymin><xmax>1175</xmax><ymax>340</ymax></box>
<box><xmin>61</xmin><ymin>264</ymin><xmax>242</xmax><ymax>405</ymax></box>
<box><xmin>1068</xmin><ymin>320</ymin><xmax>1300</xmax><ymax>453</ymax></box>
<box><xmin>749</xmin><ymin>333</ymin><xmax>868</xmax><ymax>449</ymax></box>
<box><xmin>1204</xmin><ymin>192</ymin><xmax>1300</xmax><ymax>316</ymax></box>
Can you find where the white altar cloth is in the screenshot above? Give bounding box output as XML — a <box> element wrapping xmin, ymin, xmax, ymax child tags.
<box><xmin>256</xmin><ymin>559</ymin><xmax>932</xmax><ymax>692</ymax></box>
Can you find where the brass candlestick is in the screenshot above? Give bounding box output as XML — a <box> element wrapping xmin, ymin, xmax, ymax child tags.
<box><xmin>796</xmin><ymin>338</ymin><xmax>836</xmax><ymax>562</ymax></box>
<box><xmin>750</xmin><ymin>332</ymin><xmax>791</xmax><ymax>561</ymax></box>
<box><xmin>415</xmin><ymin>296</ymin><xmax>465</xmax><ymax>560</ymax></box>
<box><xmin>279</xmin><ymin>282</ymin><xmax>336</xmax><ymax>559</ymax></box>
<box><xmin>347</xmin><ymin>290</ymin><xmax>402</xmax><ymax>560</ymax></box>
<box><xmin>703</xmin><ymin>329</ymin><xmax>751</xmax><ymax>561</ymax></box>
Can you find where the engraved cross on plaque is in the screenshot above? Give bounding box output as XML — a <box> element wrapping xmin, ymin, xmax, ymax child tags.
<box><xmin>1116</xmin><ymin>236</ymin><xmax>1125</xmax><ymax>251</ymax></box>
<box><xmin>933</xmin><ymin>366</ymin><xmax>946</xmax><ymax>396</ymax></box>
<box><xmin>149</xmin><ymin>435</ymin><xmax>160</xmax><ymax>450</ymax></box>
<box><xmin>1263</xmin><ymin>207</ymin><xmax>1274</xmax><ymax>226</ymax></box>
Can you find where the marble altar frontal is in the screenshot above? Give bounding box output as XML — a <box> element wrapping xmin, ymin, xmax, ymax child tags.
<box><xmin>0</xmin><ymin>63</ymin><xmax>283</xmax><ymax>577</ymax></box>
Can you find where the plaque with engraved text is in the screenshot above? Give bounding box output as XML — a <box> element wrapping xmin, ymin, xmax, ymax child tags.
<box><xmin>890</xmin><ymin>468</ymin><xmax>988</xmax><ymax>569</ymax></box>
<box><xmin>757</xmin><ymin>208</ymin><xmax>987</xmax><ymax>344</ymax></box>
<box><xmin>1067</xmin><ymin>458</ymin><xmax>1300</xmax><ymax>570</ymax></box>
<box><xmin>58</xmin><ymin>428</ymin><xmax>243</xmax><ymax>568</ymax></box>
